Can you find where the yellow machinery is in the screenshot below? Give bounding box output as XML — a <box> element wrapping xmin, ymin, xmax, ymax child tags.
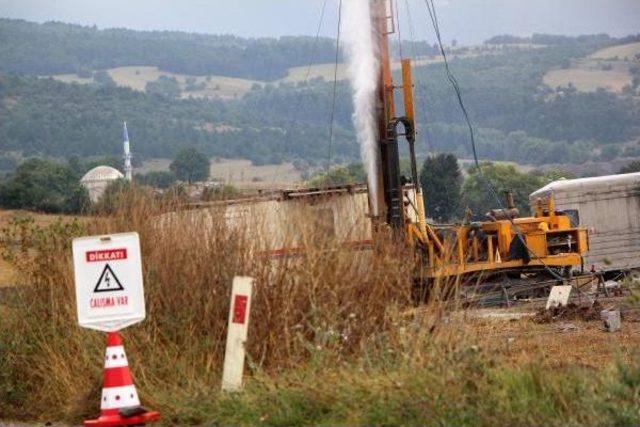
<box><xmin>368</xmin><ymin>0</ymin><xmax>588</xmax><ymax>281</ymax></box>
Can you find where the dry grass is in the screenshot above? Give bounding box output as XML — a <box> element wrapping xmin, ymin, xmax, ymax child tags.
<box><xmin>47</xmin><ymin>74</ymin><xmax>93</xmax><ymax>85</ymax></box>
<box><xmin>0</xmin><ymin>188</ymin><xmax>421</xmax><ymax>421</ymax></box>
<box><xmin>468</xmin><ymin>316</ymin><xmax>640</xmax><ymax>368</ymax></box>
<box><xmin>0</xmin><ymin>210</ymin><xmax>78</xmax><ymax>286</ymax></box>
<box><xmin>543</xmin><ymin>42</ymin><xmax>640</xmax><ymax>94</ymax></box>
<box><xmin>50</xmin><ymin>66</ymin><xmax>262</xmax><ymax>99</ymax></box>
<box><xmin>282</xmin><ymin>53</ymin><xmax>479</xmax><ymax>83</ymax></box>
<box><xmin>589</xmin><ymin>42</ymin><xmax>640</xmax><ymax>61</ymax></box>
<box><xmin>0</xmin><ymin>189</ymin><xmax>638</xmax><ymax>425</ymax></box>
<box><xmin>544</xmin><ymin>67</ymin><xmax>632</xmax><ymax>93</ymax></box>
<box><xmin>137</xmin><ymin>158</ymin><xmax>304</xmax><ymax>189</ymax></box>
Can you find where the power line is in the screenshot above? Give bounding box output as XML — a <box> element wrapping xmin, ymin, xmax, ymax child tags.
<box><xmin>422</xmin><ymin>0</ymin><xmax>566</xmax><ymax>281</ymax></box>
<box><xmin>327</xmin><ymin>0</ymin><xmax>343</xmax><ymax>169</ymax></box>
<box><xmin>303</xmin><ymin>0</ymin><xmax>330</xmax><ymax>84</ymax></box>
<box><xmin>404</xmin><ymin>0</ymin><xmax>434</xmax><ymax>155</ymax></box>
<box><xmin>271</xmin><ymin>0</ymin><xmax>329</xmax><ymax>186</ymax></box>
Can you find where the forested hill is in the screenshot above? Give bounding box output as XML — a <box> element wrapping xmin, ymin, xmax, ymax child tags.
<box><xmin>0</xmin><ymin>19</ymin><xmax>639</xmax><ymax>173</ymax></box>
<box><xmin>0</xmin><ymin>19</ymin><xmax>337</xmax><ymax>80</ymax></box>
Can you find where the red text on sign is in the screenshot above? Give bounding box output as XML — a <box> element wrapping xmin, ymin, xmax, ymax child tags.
<box><xmin>86</xmin><ymin>248</ymin><xmax>128</xmax><ymax>263</ymax></box>
<box><xmin>232</xmin><ymin>295</ymin><xmax>248</xmax><ymax>324</ymax></box>
<box><xmin>90</xmin><ymin>295</ymin><xmax>129</xmax><ymax>308</ymax></box>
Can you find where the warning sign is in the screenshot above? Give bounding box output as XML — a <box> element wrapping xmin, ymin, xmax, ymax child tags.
<box><xmin>72</xmin><ymin>232</ymin><xmax>146</xmax><ymax>332</ymax></box>
<box><xmin>94</xmin><ymin>264</ymin><xmax>124</xmax><ymax>292</ymax></box>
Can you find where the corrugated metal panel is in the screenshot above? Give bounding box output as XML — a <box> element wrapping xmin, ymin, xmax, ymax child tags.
<box><xmin>530</xmin><ymin>172</ymin><xmax>640</xmax><ymax>271</ymax></box>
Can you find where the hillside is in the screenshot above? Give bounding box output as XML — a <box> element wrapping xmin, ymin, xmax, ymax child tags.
<box><xmin>0</xmin><ymin>18</ymin><xmax>337</xmax><ymax>81</ymax></box>
<box><xmin>544</xmin><ymin>42</ymin><xmax>640</xmax><ymax>93</ymax></box>
<box><xmin>0</xmin><ymin>20</ymin><xmax>639</xmax><ymax>174</ymax></box>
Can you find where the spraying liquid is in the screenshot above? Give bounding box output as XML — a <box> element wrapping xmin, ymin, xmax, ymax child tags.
<box><xmin>341</xmin><ymin>0</ymin><xmax>380</xmax><ymax>216</ymax></box>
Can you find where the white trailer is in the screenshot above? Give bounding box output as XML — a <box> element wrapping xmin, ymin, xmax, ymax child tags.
<box><xmin>530</xmin><ymin>172</ymin><xmax>640</xmax><ymax>272</ymax></box>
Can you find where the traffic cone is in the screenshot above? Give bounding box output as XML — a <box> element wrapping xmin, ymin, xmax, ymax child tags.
<box><xmin>84</xmin><ymin>332</ymin><xmax>160</xmax><ymax>427</ymax></box>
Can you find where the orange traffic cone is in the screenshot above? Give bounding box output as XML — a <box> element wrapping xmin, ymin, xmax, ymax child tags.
<box><xmin>84</xmin><ymin>332</ymin><xmax>160</xmax><ymax>427</ymax></box>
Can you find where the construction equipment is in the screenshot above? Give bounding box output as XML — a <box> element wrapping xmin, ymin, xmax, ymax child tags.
<box><xmin>368</xmin><ymin>0</ymin><xmax>588</xmax><ymax>282</ymax></box>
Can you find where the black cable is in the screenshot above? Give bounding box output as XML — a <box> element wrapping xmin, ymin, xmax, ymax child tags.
<box><xmin>404</xmin><ymin>0</ymin><xmax>434</xmax><ymax>156</ymax></box>
<box><xmin>423</xmin><ymin>0</ymin><xmax>565</xmax><ymax>281</ymax></box>
<box><xmin>327</xmin><ymin>0</ymin><xmax>343</xmax><ymax>169</ymax></box>
<box><xmin>395</xmin><ymin>0</ymin><xmax>404</xmax><ymax>59</ymax></box>
<box><xmin>272</xmin><ymin>0</ymin><xmax>328</xmax><ymax>185</ymax></box>
<box><xmin>303</xmin><ymin>0</ymin><xmax>330</xmax><ymax>84</ymax></box>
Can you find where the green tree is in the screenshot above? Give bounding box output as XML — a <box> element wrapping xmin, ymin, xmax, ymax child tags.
<box><xmin>135</xmin><ymin>171</ymin><xmax>177</xmax><ymax>189</ymax></box>
<box><xmin>145</xmin><ymin>75</ymin><xmax>181</xmax><ymax>99</ymax></box>
<box><xmin>170</xmin><ymin>148</ymin><xmax>210</xmax><ymax>184</ymax></box>
<box><xmin>92</xmin><ymin>70</ymin><xmax>115</xmax><ymax>87</ymax></box>
<box><xmin>461</xmin><ymin>163</ymin><xmax>545</xmax><ymax>218</ymax></box>
<box><xmin>0</xmin><ymin>158</ymin><xmax>89</xmax><ymax>213</ymax></box>
<box><xmin>619</xmin><ymin>160</ymin><xmax>640</xmax><ymax>174</ymax></box>
<box><xmin>419</xmin><ymin>153</ymin><xmax>462</xmax><ymax>222</ymax></box>
<box><xmin>308</xmin><ymin>163</ymin><xmax>365</xmax><ymax>187</ymax></box>
<box><xmin>600</xmin><ymin>144</ymin><xmax>620</xmax><ymax>161</ymax></box>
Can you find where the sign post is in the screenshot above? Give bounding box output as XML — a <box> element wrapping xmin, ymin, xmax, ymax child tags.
<box><xmin>221</xmin><ymin>276</ymin><xmax>254</xmax><ymax>392</ymax></box>
<box><xmin>72</xmin><ymin>232</ymin><xmax>159</xmax><ymax>426</ymax></box>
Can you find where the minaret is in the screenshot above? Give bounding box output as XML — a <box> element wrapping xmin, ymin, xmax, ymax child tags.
<box><xmin>123</xmin><ymin>122</ymin><xmax>133</xmax><ymax>181</ymax></box>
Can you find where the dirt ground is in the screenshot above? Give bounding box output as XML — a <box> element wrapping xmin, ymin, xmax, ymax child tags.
<box><xmin>466</xmin><ymin>302</ymin><xmax>640</xmax><ymax>368</ymax></box>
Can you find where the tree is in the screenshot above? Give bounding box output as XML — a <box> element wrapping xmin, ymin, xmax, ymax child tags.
<box><xmin>308</xmin><ymin>163</ymin><xmax>365</xmax><ymax>187</ymax></box>
<box><xmin>145</xmin><ymin>75</ymin><xmax>181</xmax><ymax>99</ymax></box>
<box><xmin>461</xmin><ymin>163</ymin><xmax>545</xmax><ymax>218</ymax></box>
<box><xmin>0</xmin><ymin>158</ymin><xmax>89</xmax><ymax>213</ymax></box>
<box><xmin>169</xmin><ymin>148</ymin><xmax>210</xmax><ymax>184</ymax></box>
<box><xmin>92</xmin><ymin>70</ymin><xmax>115</xmax><ymax>87</ymax></box>
<box><xmin>600</xmin><ymin>144</ymin><xmax>620</xmax><ymax>161</ymax></box>
<box><xmin>135</xmin><ymin>171</ymin><xmax>177</xmax><ymax>189</ymax></box>
<box><xmin>619</xmin><ymin>160</ymin><xmax>640</xmax><ymax>174</ymax></box>
<box><xmin>419</xmin><ymin>153</ymin><xmax>462</xmax><ymax>222</ymax></box>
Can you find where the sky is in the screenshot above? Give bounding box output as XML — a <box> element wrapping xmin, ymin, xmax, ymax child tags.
<box><xmin>0</xmin><ymin>0</ymin><xmax>639</xmax><ymax>45</ymax></box>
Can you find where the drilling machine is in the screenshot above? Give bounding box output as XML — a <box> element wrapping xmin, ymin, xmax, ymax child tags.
<box><xmin>367</xmin><ymin>0</ymin><xmax>588</xmax><ymax>283</ymax></box>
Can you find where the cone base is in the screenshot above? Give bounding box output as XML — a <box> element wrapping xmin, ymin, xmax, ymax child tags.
<box><xmin>84</xmin><ymin>410</ymin><xmax>160</xmax><ymax>427</ymax></box>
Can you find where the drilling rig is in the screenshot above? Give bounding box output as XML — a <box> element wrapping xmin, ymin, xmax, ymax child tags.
<box><xmin>367</xmin><ymin>0</ymin><xmax>588</xmax><ymax>283</ymax></box>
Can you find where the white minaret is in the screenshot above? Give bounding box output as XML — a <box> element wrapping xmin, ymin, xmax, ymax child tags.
<box><xmin>123</xmin><ymin>122</ymin><xmax>133</xmax><ymax>181</ymax></box>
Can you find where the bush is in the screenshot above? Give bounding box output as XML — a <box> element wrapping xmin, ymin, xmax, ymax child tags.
<box><xmin>135</xmin><ymin>171</ymin><xmax>177</xmax><ymax>189</ymax></box>
<box><xmin>619</xmin><ymin>160</ymin><xmax>640</xmax><ymax>174</ymax></box>
<box><xmin>0</xmin><ymin>158</ymin><xmax>89</xmax><ymax>213</ymax></box>
<box><xmin>170</xmin><ymin>148</ymin><xmax>210</xmax><ymax>184</ymax></box>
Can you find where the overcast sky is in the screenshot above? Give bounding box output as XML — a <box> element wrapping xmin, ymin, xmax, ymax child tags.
<box><xmin>0</xmin><ymin>0</ymin><xmax>639</xmax><ymax>45</ymax></box>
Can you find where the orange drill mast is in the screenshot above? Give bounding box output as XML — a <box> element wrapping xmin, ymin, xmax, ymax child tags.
<box><xmin>368</xmin><ymin>0</ymin><xmax>588</xmax><ymax>281</ymax></box>
<box><xmin>371</xmin><ymin>0</ymin><xmax>422</xmax><ymax>232</ymax></box>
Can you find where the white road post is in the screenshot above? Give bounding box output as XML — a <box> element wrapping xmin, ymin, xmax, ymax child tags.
<box><xmin>221</xmin><ymin>276</ymin><xmax>254</xmax><ymax>392</ymax></box>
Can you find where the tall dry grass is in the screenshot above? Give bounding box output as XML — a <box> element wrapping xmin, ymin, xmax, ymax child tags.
<box><xmin>3</xmin><ymin>187</ymin><xmax>637</xmax><ymax>425</ymax></box>
<box><xmin>0</xmin><ymin>186</ymin><xmax>449</xmax><ymax>421</ymax></box>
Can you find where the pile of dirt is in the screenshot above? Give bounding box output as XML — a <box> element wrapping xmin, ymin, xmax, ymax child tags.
<box><xmin>533</xmin><ymin>301</ymin><xmax>603</xmax><ymax>324</ymax></box>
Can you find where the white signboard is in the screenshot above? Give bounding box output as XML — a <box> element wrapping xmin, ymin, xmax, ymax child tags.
<box><xmin>72</xmin><ymin>232</ymin><xmax>146</xmax><ymax>332</ymax></box>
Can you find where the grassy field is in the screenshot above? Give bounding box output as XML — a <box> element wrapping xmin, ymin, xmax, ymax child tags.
<box><xmin>48</xmin><ymin>45</ymin><xmax>500</xmax><ymax>96</ymax></box>
<box><xmin>51</xmin><ymin>66</ymin><xmax>262</xmax><ymax>100</ymax></box>
<box><xmin>544</xmin><ymin>66</ymin><xmax>632</xmax><ymax>93</ymax></box>
<box><xmin>281</xmin><ymin>50</ymin><xmax>490</xmax><ymax>83</ymax></box>
<box><xmin>589</xmin><ymin>42</ymin><xmax>640</xmax><ymax>61</ymax></box>
<box><xmin>137</xmin><ymin>158</ymin><xmax>304</xmax><ymax>189</ymax></box>
<box><xmin>543</xmin><ymin>42</ymin><xmax>640</xmax><ymax>93</ymax></box>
